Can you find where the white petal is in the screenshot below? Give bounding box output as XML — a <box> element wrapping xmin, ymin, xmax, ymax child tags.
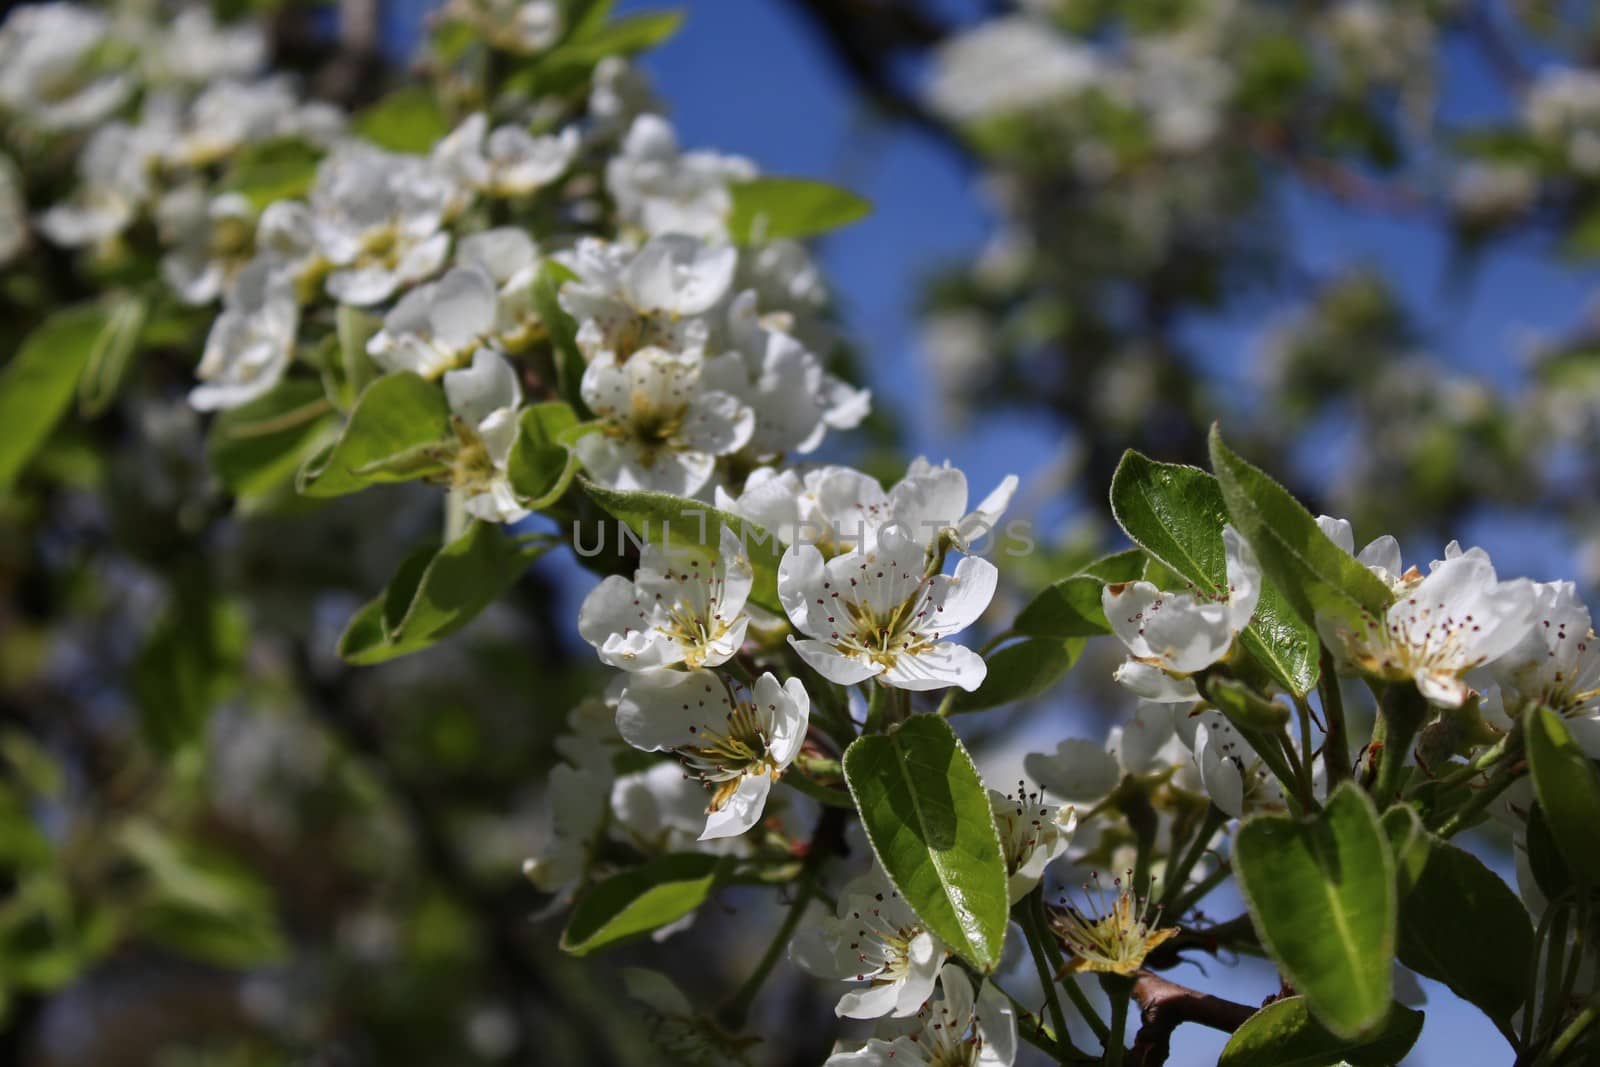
<box><xmin>789</xmin><ymin>636</ymin><xmax>882</xmax><ymax>686</ymax></box>
<box><xmin>1024</xmin><ymin>739</ymin><xmax>1121</xmax><ymax>802</ymax></box>
<box><xmin>700</xmin><ymin>773</ymin><xmax>771</xmax><ymax>840</ymax></box>
<box><xmin>444</xmin><ymin>347</ymin><xmax>521</xmax><ymax>426</ymax></box>
<box><xmin>880</xmin><ymin>641</ymin><xmax>988</xmax><ymax>692</ymax></box>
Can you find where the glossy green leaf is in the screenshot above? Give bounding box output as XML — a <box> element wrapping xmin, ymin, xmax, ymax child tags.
<box><xmin>561</xmin><ymin>853</ymin><xmax>722</xmax><ymax>956</ymax></box>
<box><xmin>1235</xmin><ymin>781</ymin><xmax>1395</xmax><ymax>1038</ymax></box>
<box><xmin>297</xmin><ymin>372</ymin><xmax>452</xmax><ymax>498</ymax></box>
<box><xmin>1525</xmin><ymin>705</ymin><xmax>1600</xmax><ymax>884</ymax></box>
<box><xmin>1394</xmin><ymin>831</ymin><xmax>1532</xmax><ymax>1028</ymax></box>
<box><xmin>1209</xmin><ymin>427</ymin><xmax>1394</xmax><ymax>635</ymax></box>
<box><xmin>1014</xmin><ymin>576</ymin><xmax>1111</xmax><ymax>638</ymax></box>
<box><xmin>843</xmin><ymin>715</ymin><xmax>1009</xmax><ymax>970</ymax></box>
<box><xmin>1108</xmin><ymin>449</ymin><xmax>1320</xmax><ymax>694</ymax></box>
<box><xmin>355</xmin><ymin>87</ymin><xmax>450</xmax><ymax>153</ymax></box>
<box><xmin>508</xmin><ymin>402</ymin><xmax>582</xmax><ymax>508</ymax></box>
<box><xmin>1081</xmin><ymin>547</ymin><xmax>1146</xmax><ymax>583</ymax></box>
<box><xmin>0</xmin><ymin>304</ymin><xmax>110</xmax><ymax>491</ymax></box>
<box><xmin>948</xmin><ymin>638</ymin><xmax>1085</xmax><ymax>714</ymax></box>
<box><xmin>580</xmin><ymin>477</ymin><xmax>785</xmax><ymax>614</ymax></box>
<box><xmin>727</xmin><ymin>177</ymin><xmax>871</xmax><ymax>243</ymax></box>
<box><xmin>207</xmin><ymin>379</ymin><xmax>338</xmax><ymax>506</ymax></box>
<box><xmin>76</xmin><ymin>293</ymin><xmax>146</xmax><ymax>417</ymax></box>
<box><xmin>1220</xmin><ymin>996</ymin><xmax>1423</xmax><ymax>1067</ymax></box>
<box><xmin>338</xmin><ymin>523</ymin><xmax>546</xmax><ymax>664</ymax></box>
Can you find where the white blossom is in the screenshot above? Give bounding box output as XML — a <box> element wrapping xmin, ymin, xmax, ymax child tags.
<box><xmin>308</xmin><ymin>144</ymin><xmax>457</xmax><ymax>306</ymax></box>
<box><xmin>928</xmin><ymin>16</ymin><xmax>1100</xmax><ymax>123</ymax></box>
<box><xmin>368</xmin><ymin>266</ymin><xmax>499</xmax><ymax>378</ymax></box>
<box><xmin>38</xmin><ymin>121</ymin><xmax>163</xmax><ymax>248</ymax></box>
<box><xmin>1024</xmin><ymin>738</ymin><xmax>1124</xmax><ymax>804</ymax></box>
<box><xmin>138</xmin><ymin>7</ymin><xmax>266</xmax><ymax>87</ymax></box>
<box><xmin>575</xmin><ymin>346</ymin><xmax>753</xmax><ymax>495</ymax></box>
<box><xmin>0</xmin><ymin>3</ymin><xmax>132</xmax><ymax>133</ymax></box>
<box><xmin>791</xmin><ymin>869</ymin><xmax>949</xmax><ymax>1019</ymax></box>
<box><xmin>588</xmin><ymin>58</ymin><xmax>660</xmax><ymax>142</ymax></box>
<box><xmin>721</xmin><ymin>458</ymin><xmax>1012</xmax><ymax>556</ymax></box>
<box><xmin>1330</xmin><ymin>545</ymin><xmax>1537</xmax><ymax>707</ymax></box>
<box><xmin>1492</xmin><ymin>581</ymin><xmax>1600</xmax><ymax>754</ymax></box>
<box><xmin>433</xmin><ymin>113</ymin><xmax>580</xmax><ymax>198</ymax></box>
<box><xmin>606</xmin><ymin>114</ymin><xmax>756</xmax><ymax>239</ymax></box>
<box><xmin>1176</xmin><ymin>709</ymin><xmax>1288</xmax><ymax>818</ymax></box>
<box><xmin>825</xmin><ymin>964</ymin><xmax>1016</xmax><ymax>1067</ymax></box>
<box><xmin>1316</xmin><ymin>514</ymin><xmax>1408</xmax><ymax>589</ymax></box>
<box><xmin>779</xmin><ymin>526</ymin><xmax>996</xmax><ymax>691</ymax></box>
<box><xmin>559</xmin><ymin>234</ymin><xmax>738</xmax><ymax>362</ymax></box>
<box><xmin>614</xmin><ymin>669</ymin><xmax>808</xmax><ymax>840</ymax></box>
<box><xmin>1103</xmin><ymin>525</ymin><xmax>1261</xmax><ymax>699</ymax></box>
<box><xmin>443</xmin><ymin>348</ymin><xmax>527</xmax><ymax>524</ymax></box>
<box><xmin>455</xmin><ymin>228</ymin><xmax>543</xmax><ymax>347</ymax></box>
<box><xmin>991</xmin><ymin>783</ymin><xmax>1076</xmax><ymax>902</ymax></box>
<box><xmin>609</xmin><ymin>760</ymin><xmax>751</xmax><ymax>856</ymax></box>
<box><xmin>577</xmin><ymin>527</ymin><xmax>753</xmax><ymax>672</ymax></box>
<box><xmin>188</xmin><ymin>259</ymin><xmax>299</xmax><ymax>411</ymax></box>
<box><xmin>156</xmin><ymin>186</ymin><xmax>256</xmax><ymax>305</ymax></box>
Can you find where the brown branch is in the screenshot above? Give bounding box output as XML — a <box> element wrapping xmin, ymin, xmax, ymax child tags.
<box><xmin>1128</xmin><ymin>970</ymin><xmax>1258</xmax><ymax>1067</ymax></box>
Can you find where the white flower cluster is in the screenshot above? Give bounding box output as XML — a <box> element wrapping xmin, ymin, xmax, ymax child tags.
<box><xmin>1065</xmin><ymin>511</ymin><xmax>1600</xmax><ymax>822</ymax></box>
<box><xmin>566</xmin><ymin>460</ymin><xmax>1015</xmax><ymax>844</ymax></box>
<box><xmin>8</xmin><ymin>1</ymin><xmax>868</xmax><ymax>526</ymax></box>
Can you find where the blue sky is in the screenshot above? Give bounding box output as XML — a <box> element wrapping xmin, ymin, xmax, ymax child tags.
<box><xmin>379</xmin><ymin>1</ymin><xmax>1592</xmax><ymax>1060</ymax></box>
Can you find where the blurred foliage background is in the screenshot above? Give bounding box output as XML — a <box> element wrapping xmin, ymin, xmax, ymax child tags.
<box><xmin>4</xmin><ymin>0</ymin><xmax>1600</xmax><ymax>1064</ymax></box>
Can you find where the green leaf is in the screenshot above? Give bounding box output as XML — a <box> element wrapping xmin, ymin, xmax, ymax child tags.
<box><xmin>207</xmin><ymin>379</ymin><xmax>337</xmax><ymax>506</ymax></box>
<box><xmin>1379</xmin><ymin>804</ymin><xmax>1428</xmax><ymax>894</ymax></box>
<box><xmin>507</xmin><ymin>402</ymin><xmax>582</xmax><ymax>508</ymax></box>
<box><xmin>1220</xmin><ymin>996</ymin><xmax>1423</xmax><ymax>1067</ymax></box>
<box><xmin>1524</xmin><ymin>803</ymin><xmax>1572</xmax><ymax>902</ymax></box>
<box><xmin>1108</xmin><ymin>449</ymin><xmax>1320</xmax><ymax>695</ymax></box>
<box><xmin>1014</xmin><ymin>576</ymin><xmax>1111</xmax><ymax>638</ymax></box>
<box><xmin>727</xmin><ymin>177</ymin><xmax>871</xmax><ymax>244</ymax></box>
<box><xmin>119</xmin><ymin>822</ymin><xmax>284</xmax><ymax>968</ymax></box>
<box><xmin>1393</xmin><ymin>831</ymin><xmax>1532</xmax><ymax>1029</ymax></box>
<box><xmin>1206</xmin><ymin>676</ymin><xmax>1291</xmax><ymax>731</ymax></box>
<box><xmin>1235</xmin><ymin>781</ymin><xmax>1396</xmax><ymax>1039</ymax></box>
<box><xmin>1208</xmin><ymin>426</ymin><xmax>1394</xmax><ymax>635</ymax></box>
<box><xmin>338</xmin><ymin>523</ymin><xmax>545</xmax><ymax>664</ymax></box>
<box><xmin>354</xmin><ymin>87</ymin><xmax>450</xmax><ymax>154</ymax></box>
<box><xmin>948</xmin><ymin>638</ymin><xmax>1085</xmax><ymax>714</ymax></box>
<box><xmin>530</xmin><ymin>260</ymin><xmax>590</xmax><ymax>414</ymax></box>
<box><xmin>842</xmin><ymin>715</ymin><xmax>1009</xmax><ymax>970</ymax></box>
<box><xmin>1081</xmin><ymin>548</ymin><xmax>1146</xmax><ymax>583</ymax></box>
<box><xmin>76</xmin><ymin>293</ymin><xmax>146</xmax><ymax>417</ymax></box>
<box><xmin>132</xmin><ymin>596</ymin><xmax>246</xmax><ymax>755</ymax></box>
<box><xmin>540</xmin><ymin>10</ymin><xmax>685</xmax><ymax>80</ymax></box>
<box><xmin>1524</xmin><ymin>705</ymin><xmax>1600</xmax><ymax>884</ymax></box>
<box><xmin>218</xmin><ymin>137</ymin><xmax>322</xmax><ymax>209</ymax></box>
<box><xmin>560</xmin><ymin>853</ymin><xmax>721</xmax><ymax>956</ymax></box>
<box><xmin>579</xmin><ymin>478</ymin><xmax>785</xmax><ymax>614</ymax></box>
<box><xmin>0</xmin><ymin>304</ymin><xmax>110</xmax><ymax>491</ymax></box>
<box><xmin>297</xmin><ymin>372</ymin><xmax>452</xmax><ymax>498</ymax></box>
